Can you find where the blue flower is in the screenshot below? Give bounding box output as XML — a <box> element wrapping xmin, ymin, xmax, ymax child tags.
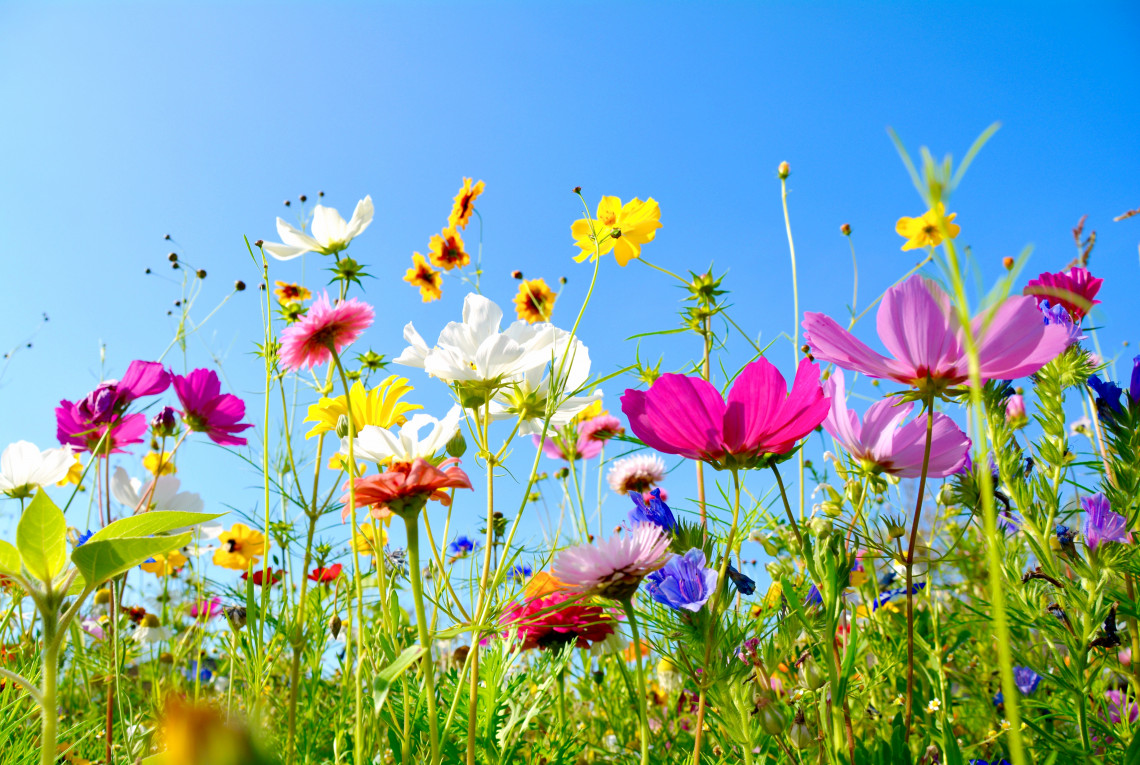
<box><xmin>508</xmin><ymin>563</ymin><xmax>533</xmax><ymax>582</ymax></box>
<box><xmin>1089</xmin><ymin>375</ymin><xmax>1125</xmax><ymax>420</ymax></box>
<box><xmin>1040</xmin><ymin>300</ymin><xmax>1085</xmax><ymax>345</ymax></box>
<box><xmin>877</xmin><ymin>571</ymin><xmax>898</xmax><ymax>589</ymax></box>
<box><xmin>447</xmin><ymin>536</ymin><xmax>479</xmax><ymax>558</ymax></box>
<box><xmin>1055</xmin><ymin>524</ymin><xmax>1076</xmax><ymax>553</ymax></box>
<box><xmin>1130</xmin><ymin>355</ymin><xmax>1140</xmax><ymax>402</ymax></box>
<box><xmin>725</xmin><ymin>563</ymin><xmax>755</xmax><ymax>595</ymax></box>
<box><xmin>872</xmin><ymin>582</ymin><xmax>925</xmax><ymax>611</ymax></box>
<box><xmin>75</xmin><ymin>529</ymin><xmax>94</xmax><ymax>547</ymax></box>
<box><xmin>992</xmin><ymin>691</ymin><xmax>1004</xmax><ymax>706</ymax></box>
<box><xmin>644</xmin><ymin>548</ymin><xmax>718</xmax><ymax>612</ymax></box>
<box><xmin>1013</xmin><ymin>666</ymin><xmax>1040</xmax><ymax>695</ymax></box>
<box><xmin>804</xmin><ymin>584</ymin><xmax>822</xmax><ymax>606</ymax></box>
<box><xmin>1082</xmin><ymin>493</ymin><xmax>1129</xmax><ymax>551</ymax></box>
<box><xmin>628</xmin><ymin>488</ymin><xmax>677</xmax><ymax>533</ymax></box>
<box><xmin>185</xmin><ymin>660</ymin><xmax>212</xmax><ymax>683</ymax></box>
<box><xmin>968</xmin><ymin>760</ymin><xmax>1011</xmax><ymax>765</ymax></box>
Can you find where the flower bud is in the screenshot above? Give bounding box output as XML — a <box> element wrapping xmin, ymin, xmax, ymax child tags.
<box><xmin>235</xmin><ymin>280</ymin><xmax>247</xmax><ymax>291</ymax></box>
<box><xmin>754</xmin><ymin>695</ymin><xmax>785</xmax><ymax>735</ymax></box>
<box><xmin>777</xmin><ymin>161</ymin><xmax>791</xmax><ymax>180</ymax></box>
<box><xmin>328</xmin><ymin>613</ymin><xmax>343</xmax><ymax>640</ymax></box>
<box><xmin>168</xmin><ymin>252</ymin><xmax>178</xmax><ymax>262</ymax></box>
<box><xmin>840</xmin><ymin>223</ymin><xmax>852</xmax><ymax>236</ymax></box>
<box><xmin>884</xmin><ymin>516</ymin><xmax>906</xmax><ymax>540</ymax></box>
<box><xmin>335</xmin><ymin>415</ymin><xmax>351</xmax><ymax>439</ymax></box>
<box><xmin>801</xmin><ymin>658</ymin><xmax>827</xmax><ymax>690</ymax></box>
<box><xmin>446</xmin><ymin>429</ymin><xmax>467</xmax><ymax>458</ymax></box>
<box><xmin>196</xmin><ymin>269</ymin><xmax>207</xmax><ymax>279</ymax></box>
<box><xmin>1002</xmin><ymin>256</ymin><xmax>1014</xmax><ymax>270</ymax></box>
<box><xmin>806</xmin><ymin>517</ymin><xmax>832</xmax><ymax>538</ymax></box>
<box><xmin>789</xmin><ymin>709</ymin><xmax>813</xmax><ymax>749</ymax></box>
<box><xmin>151</xmin><ymin>406</ymin><xmax>178</xmax><ymax>438</ymax></box>
<box><xmin>224</xmin><ymin>605</ymin><xmax>247</xmax><ymax>631</ymax></box>
<box><xmin>1005</xmin><ymin>394</ymin><xmax>1028</xmax><ymax>429</ymax></box>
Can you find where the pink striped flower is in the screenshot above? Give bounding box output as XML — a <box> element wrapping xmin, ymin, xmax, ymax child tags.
<box><xmin>823</xmin><ymin>370</ymin><xmax>970</xmax><ymax>478</ymax></box>
<box><xmin>552</xmin><ymin>522</ymin><xmax>672</xmax><ymax>601</ymax></box>
<box><xmin>620</xmin><ymin>357</ymin><xmax>830</xmax><ymax>470</ymax></box>
<box><xmin>802</xmin><ymin>275</ymin><xmax>1070</xmax><ymax>397</ymax></box>
<box><xmin>1024</xmin><ymin>266</ymin><xmax>1103</xmax><ymax>322</ymax></box>
<box><xmin>280</xmin><ymin>292</ymin><xmax>374</xmax><ymax>371</ymax></box>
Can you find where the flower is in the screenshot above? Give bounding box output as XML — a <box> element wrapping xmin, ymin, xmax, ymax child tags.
<box><xmin>143</xmin><ymin>451</ymin><xmax>177</xmax><ymax>476</ymax></box>
<box><xmin>1106</xmin><ymin>689</ymin><xmax>1139</xmax><ymax>724</ymax></box>
<box><xmin>508</xmin><ymin>563</ymin><xmax>533</xmax><ymax>582</ymax></box>
<box><xmin>189</xmin><ymin>597</ymin><xmax>222</xmax><ymax>619</ymax></box>
<box><xmin>1013</xmin><ymin>666</ymin><xmax>1040</xmax><ymax>695</ymax></box>
<box><xmin>1082</xmin><ymin>493</ymin><xmax>1129</xmax><ymax>550</ymax></box>
<box><xmin>822</xmin><ymin>369</ymin><xmax>970</xmax><ymax>478</ymax></box>
<box><xmin>895</xmin><ymin>203</ymin><xmax>960</xmax><ymax>251</ymax></box>
<box><xmin>55</xmin><ymin>405</ymin><xmax>147</xmax><ymax>455</ymax></box>
<box><xmin>57</xmin><ymin>454</ymin><xmax>83</xmax><ymax>486</ymax></box>
<box><xmin>1005</xmin><ymin>394</ymin><xmax>1027</xmax><ymax>429</ymax></box>
<box><xmin>140</xmin><ymin>551</ymin><xmax>188</xmax><ymax>577</ymax></box>
<box><xmin>262</xmin><ymin>195</ymin><xmax>374</xmax><ymax>260</ymax></box>
<box><xmin>350</xmin><ymin>522</ymin><xmax>387</xmax><ymax>558</ymax></box>
<box><xmin>448</xmin><ymin>178</ymin><xmax>485</xmax><ymax>230</ymax></box>
<box><xmin>111</xmin><ymin>467</ymin><xmax>204</xmax><ymax>513</ymax></box>
<box><xmin>213</xmin><ymin>524</ymin><xmax>269</xmax><ymax>570</ymax></box>
<box><xmin>0</xmin><ymin>441</ymin><xmax>76</xmax><ymax>499</ymax></box>
<box><xmin>279</xmin><ymin>293</ymin><xmax>375</xmax><ymax>371</ymax></box>
<box><xmin>346</xmin><ymin>458</ymin><xmax>472</xmax><ymax>521</ymax></box>
<box><xmin>1024</xmin><ymin>266</ymin><xmax>1103</xmax><ymax>321</ymax></box>
<box><xmin>802</xmin><ymin>275</ymin><xmax>1071</xmax><ymax>397</ymax></box>
<box><xmin>447</xmin><ymin>535</ymin><xmax>479</xmax><ymax>560</ymax></box>
<box><xmin>1040</xmin><ymin>301</ymin><xmax>1085</xmax><ymax>345</ymax></box>
<box><xmin>726</xmin><ymin>563</ymin><xmax>756</xmax><ymax>595</ymax></box>
<box><xmin>925</xmin><ymin>698</ymin><xmax>942</xmax><ymax>713</ymax></box>
<box><xmin>494</xmin><ymin>330</ymin><xmax>598</xmax><ymax>436</ymax></box>
<box><xmin>572</xmin><ymin>197</ymin><xmax>662</xmax><ymax>266</ymax></box>
<box><xmin>274</xmin><ymin>281</ymin><xmax>312</xmax><ymax>305</ymax></box>
<box><xmin>514</xmin><ymin>278</ymin><xmax>556</xmax><ymax>324</ymax></box>
<box><xmin>404</xmin><ymin>253</ymin><xmax>443</xmax><ymax>302</ymax></box>
<box><xmin>241</xmin><ymin>568</ymin><xmax>282</xmax><ymax>587</ymax></box>
<box><xmin>305</xmin><ymin>376</ymin><xmax>420</xmax><ymax>439</ymax></box>
<box><xmin>308</xmin><ymin>564</ymin><xmax>343</xmax><ymax>583</ymax></box>
<box><xmin>132</xmin><ymin>613</ymin><xmax>172</xmax><ymax>644</ymax></box>
<box><xmin>621</xmin><ymin>357</ymin><xmax>830</xmax><ymax>470</ymax></box>
<box><xmin>607</xmin><ymin>454</ymin><xmax>667</xmax><ymax>496</ymax></box>
<box><xmin>172</xmin><ymin>369</ymin><xmax>254</xmax><ymax>447</ymax></box>
<box><xmin>525</xmin><ymin>571</ymin><xmax>566</xmax><ymax>598</ymax></box>
<box><xmin>500</xmin><ymin>591</ymin><xmax>617</xmax><ymax>651</ymax></box>
<box><xmin>552</xmin><ymin>522</ymin><xmax>671</xmax><ymax>600</ymax></box>
<box><xmin>349</xmin><ymin>406</ymin><xmax>462</xmax><ymax>465</ymax></box>
<box><xmin>185</xmin><ymin>659</ymin><xmax>213</xmax><ymax>683</ymax></box>
<box><xmin>74</xmin><ymin>530</ymin><xmax>94</xmax><ymax>547</ymax></box>
<box><xmin>428</xmin><ymin>228</ymin><xmax>469</xmax><ymax>271</ymax></box>
<box><xmin>644</xmin><ymin>549</ymin><xmax>719</xmax><ymax>612</ymax></box>
<box><xmin>627</xmin><ymin>488</ymin><xmax>677</xmax><ymax>533</ymax></box>
<box><xmin>871</xmin><ymin>582</ymin><xmax>926</xmax><ymax>612</ymax></box>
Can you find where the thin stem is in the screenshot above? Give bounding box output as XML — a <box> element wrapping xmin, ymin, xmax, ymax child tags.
<box><xmin>468</xmin><ymin>404</ymin><xmax>495</xmax><ymax>765</ymax></box>
<box><xmin>404</xmin><ymin>514</ymin><xmax>441</xmax><ymax>765</ymax></box>
<box><xmin>622</xmin><ymin>599</ymin><xmax>651</xmax><ymax>765</ymax></box>
<box><xmin>904</xmin><ymin>394</ymin><xmax>935</xmax><ymax>732</ymax></box>
<box><xmin>770</xmin><ymin>464</ymin><xmax>804</xmax><ymax>548</ymax></box>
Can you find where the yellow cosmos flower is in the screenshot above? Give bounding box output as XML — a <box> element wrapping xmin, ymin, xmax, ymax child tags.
<box><xmin>144</xmin><ymin>451</ymin><xmax>177</xmax><ymax>476</ymax></box>
<box><xmin>448</xmin><ymin>177</ymin><xmax>485</xmax><ymax>230</ymax></box>
<box><xmin>274</xmin><ymin>281</ymin><xmax>312</xmax><ymax>305</ymax></box>
<box><xmin>350</xmin><ymin>521</ymin><xmax>389</xmax><ymax>558</ymax></box>
<box><xmin>141</xmin><ymin>549</ymin><xmax>188</xmax><ymax>577</ymax></box>
<box><xmin>513</xmin><ymin>278</ymin><xmax>556</xmax><ymax>324</ymax></box>
<box><xmin>304</xmin><ymin>376</ymin><xmax>420</xmax><ymax>439</ymax></box>
<box><xmin>212</xmin><ymin>523</ymin><xmax>268</xmax><ymax>570</ymax></box>
<box><xmin>56</xmin><ymin>455</ymin><xmax>83</xmax><ymax>486</ymax></box>
<box><xmin>404</xmin><ymin>253</ymin><xmax>443</xmax><ymax>303</ymax></box>
<box><xmin>428</xmin><ymin>228</ymin><xmax>470</xmax><ymax>271</ymax></box>
<box><xmin>895</xmin><ymin>203</ymin><xmax>960</xmax><ymax>251</ymax></box>
<box><xmin>572</xmin><ymin>196</ymin><xmax>662</xmax><ymax>266</ymax></box>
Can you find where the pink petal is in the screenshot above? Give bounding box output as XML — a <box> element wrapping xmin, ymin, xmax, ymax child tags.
<box><xmin>802</xmin><ymin>312</ymin><xmax>898</xmax><ymax>380</ymax></box>
<box><xmin>972</xmin><ymin>295</ymin><xmax>1071</xmax><ymax>380</ymax></box>
<box><xmin>723</xmin><ymin>359</ymin><xmax>786</xmax><ymax>453</ymax></box>
<box><xmin>621</xmin><ymin>376</ymin><xmax>727</xmax><ymax>461</ymax></box>
<box><xmin>876</xmin><ymin>277</ymin><xmax>962</xmax><ymax>381</ymax></box>
<box><xmin>888</xmin><ymin>412</ymin><xmax>970</xmax><ymax>478</ymax></box>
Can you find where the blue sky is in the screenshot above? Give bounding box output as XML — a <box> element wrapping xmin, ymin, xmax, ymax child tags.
<box><xmin>1</xmin><ymin>2</ymin><xmax>1138</xmax><ymax>581</ymax></box>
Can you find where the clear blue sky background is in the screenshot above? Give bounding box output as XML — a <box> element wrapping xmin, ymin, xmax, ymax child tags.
<box><xmin>1</xmin><ymin>2</ymin><xmax>1138</xmax><ymax>584</ymax></box>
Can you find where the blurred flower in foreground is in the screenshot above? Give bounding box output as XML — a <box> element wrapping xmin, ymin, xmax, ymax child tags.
<box><xmin>351</xmin><ymin>521</ymin><xmax>387</xmax><ymax>559</ymax></box>
<box><xmin>144</xmin><ymin>450</ymin><xmax>177</xmax><ymax>476</ymax></box>
<box><xmin>262</xmin><ymin>195</ymin><xmax>374</xmax><ymax>260</ymax></box>
<box><xmin>500</xmin><ymin>591</ymin><xmax>616</xmax><ymax>651</ymax></box>
<box><xmin>112</xmin><ymin>467</ymin><xmax>204</xmax><ymax>513</ymax></box>
<box><xmin>572</xmin><ymin>196</ymin><xmax>661</xmax><ymax>266</ymax></box>
<box><xmin>279</xmin><ymin>293</ymin><xmax>375</xmax><ymax>371</ymax></box>
<box><xmin>895</xmin><ymin>203</ymin><xmax>959</xmax><ymax>251</ymax></box>
<box><xmin>0</xmin><ymin>441</ymin><xmax>76</xmax><ymax>499</ymax></box>
<box><xmin>448</xmin><ymin>177</ymin><xmax>485</xmax><ymax>230</ymax></box>
<box><xmin>140</xmin><ymin>551</ymin><xmax>188</xmax><ymax>577</ymax></box>
<box><xmin>404</xmin><ymin>252</ymin><xmax>443</xmax><ymax>302</ymax></box>
<box><xmin>154</xmin><ymin>697</ymin><xmax>275</xmax><ymax>765</ymax></box>
<box><xmin>513</xmin><ymin>278</ymin><xmax>556</xmax><ymax>324</ymax></box>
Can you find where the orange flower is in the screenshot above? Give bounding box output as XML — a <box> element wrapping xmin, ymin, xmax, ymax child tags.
<box><xmin>525</xmin><ymin>571</ymin><xmax>567</xmax><ymax>598</ymax></box>
<box><xmin>273</xmin><ymin>281</ymin><xmax>311</xmax><ymax>305</ymax></box>
<box><xmin>623</xmin><ymin>641</ymin><xmax>651</xmax><ymax>662</ymax></box>
<box><xmin>448</xmin><ymin>177</ymin><xmax>485</xmax><ymax>230</ymax></box>
<box><xmin>404</xmin><ymin>253</ymin><xmax>443</xmax><ymax>302</ymax></box>
<box><xmin>513</xmin><ymin>278</ymin><xmax>556</xmax><ymax>323</ymax></box>
<box><xmin>428</xmin><ymin>228</ymin><xmax>470</xmax><ymax>271</ymax></box>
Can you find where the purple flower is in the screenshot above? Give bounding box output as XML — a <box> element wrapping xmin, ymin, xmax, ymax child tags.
<box><xmin>1106</xmin><ymin>689</ymin><xmax>1139</xmax><ymax>724</ymax></box>
<box><xmin>56</xmin><ymin>404</ymin><xmax>147</xmax><ymax>454</ymax></box>
<box><xmin>151</xmin><ymin>406</ymin><xmax>179</xmax><ymax>438</ymax></box>
<box><xmin>1082</xmin><ymin>493</ymin><xmax>1129</xmax><ymax>550</ymax></box>
<box><xmin>447</xmin><ymin>535</ymin><xmax>479</xmax><ymax>558</ymax></box>
<box><xmin>75</xmin><ymin>530</ymin><xmax>94</xmax><ymax>547</ymax></box>
<box><xmin>55</xmin><ymin>360</ymin><xmax>169</xmax><ymax>455</ymax></box>
<box><xmin>1040</xmin><ymin>300</ymin><xmax>1086</xmax><ymax>346</ymax></box>
<box><xmin>804</xmin><ymin>584</ymin><xmax>822</xmax><ymax>606</ymax></box>
<box><xmin>1013</xmin><ymin>666</ymin><xmax>1040</xmax><ymax>695</ymax></box>
<box><xmin>726</xmin><ymin>563</ymin><xmax>755</xmax><ymax>595</ymax></box>
<box><xmin>172</xmin><ymin>368</ymin><xmax>254</xmax><ymax>447</ymax></box>
<box><xmin>628</xmin><ymin>488</ymin><xmax>677</xmax><ymax>533</ymax></box>
<box><xmin>644</xmin><ymin>548</ymin><xmax>719</xmax><ymax>612</ymax></box>
<box><xmin>1131</xmin><ymin>355</ymin><xmax>1140</xmax><ymax>402</ymax></box>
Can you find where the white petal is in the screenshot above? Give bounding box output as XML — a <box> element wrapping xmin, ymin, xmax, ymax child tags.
<box><xmin>262</xmin><ymin>242</ymin><xmax>312</xmax><ymax>261</ymax></box>
<box><xmin>310</xmin><ymin>204</ymin><xmax>348</xmax><ymax>250</ymax></box>
<box><xmin>0</xmin><ymin>441</ymin><xmax>39</xmax><ymax>491</ymax></box>
<box><xmin>461</xmin><ymin>293</ymin><xmax>504</xmax><ymax>345</ymax></box>
<box><xmin>344</xmin><ymin>195</ymin><xmax>374</xmax><ymax>240</ymax></box>
<box><xmin>276</xmin><ymin>217</ymin><xmax>322</xmax><ymax>251</ymax></box>
<box><xmin>393</xmin><ymin>322</ymin><xmax>430</xmax><ymax>369</ymax></box>
<box><xmin>111</xmin><ymin>467</ymin><xmax>141</xmax><ymax>508</ymax></box>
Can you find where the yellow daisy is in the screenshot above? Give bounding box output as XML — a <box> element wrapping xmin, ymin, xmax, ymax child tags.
<box><xmin>895</xmin><ymin>203</ymin><xmax>960</xmax><ymax>251</ymax></box>
<box><xmin>448</xmin><ymin>177</ymin><xmax>485</xmax><ymax>230</ymax></box>
<box><xmin>213</xmin><ymin>524</ymin><xmax>268</xmax><ymax>570</ymax></box>
<box><xmin>56</xmin><ymin>454</ymin><xmax>83</xmax><ymax>486</ymax></box>
<box><xmin>428</xmin><ymin>228</ymin><xmax>470</xmax><ymax>271</ymax></box>
<box><xmin>304</xmin><ymin>376</ymin><xmax>420</xmax><ymax>439</ymax></box>
<box><xmin>140</xmin><ymin>550</ymin><xmax>188</xmax><ymax>577</ymax></box>
<box><xmin>513</xmin><ymin>278</ymin><xmax>556</xmax><ymax>324</ymax></box>
<box><xmin>350</xmin><ymin>521</ymin><xmax>389</xmax><ymax>558</ymax></box>
<box><xmin>143</xmin><ymin>451</ymin><xmax>177</xmax><ymax>476</ymax></box>
<box><xmin>572</xmin><ymin>196</ymin><xmax>662</xmax><ymax>266</ymax></box>
<box><xmin>274</xmin><ymin>281</ymin><xmax>312</xmax><ymax>305</ymax></box>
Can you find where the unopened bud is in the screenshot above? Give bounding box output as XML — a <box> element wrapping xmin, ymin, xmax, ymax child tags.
<box><xmin>284</xmin><ymin>199</ymin><xmax>291</xmax><ymax>207</ymax></box>
<box><xmin>840</xmin><ymin>223</ymin><xmax>851</xmax><ymax>236</ymax></box>
<box><xmin>328</xmin><ymin>613</ymin><xmax>343</xmax><ymax>640</ymax></box>
<box><xmin>446</xmin><ymin>429</ymin><xmax>467</xmax><ymax>458</ymax></box>
<box><xmin>1006</xmin><ymin>394</ymin><xmax>1028</xmax><ymax>429</ymax></box>
<box><xmin>151</xmin><ymin>406</ymin><xmax>178</xmax><ymax>438</ymax></box>
<box><xmin>234</xmin><ymin>280</ymin><xmax>246</xmax><ymax>291</ymax></box>
<box><xmin>94</xmin><ymin>588</ymin><xmax>113</xmax><ymax>605</ymax></box>
<box><xmin>572</xmin><ymin>186</ymin><xmax>582</xmax><ymax>194</ymax></box>
<box><xmin>335</xmin><ymin>415</ymin><xmax>351</xmax><ymax>439</ymax></box>
<box><xmin>196</xmin><ymin>269</ymin><xmax>207</xmax><ymax>279</ymax></box>
<box><xmin>254</xmin><ymin>239</ymin><xmax>264</xmax><ymax>247</ymax></box>
<box><xmin>777</xmin><ymin>161</ymin><xmax>790</xmax><ymax>180</ymax></box>
<box><xmin>168</xmin><ymin>252</ymin><xmax>178</xmax><ymax>262</ymax></box>
<box><xmin>511</xmin><ymin>270</ymin><xmax>523</xmax><ymax>279</ymax></box>
<box><xmin>1002</xmin><ymin>256</ymin><xmax>1014</xmax><ymax>270</ymax></box>
<box><xmin>299</xmin><ymin>194</ymin><xmax>307</xmax><ymax>202</ymax></box>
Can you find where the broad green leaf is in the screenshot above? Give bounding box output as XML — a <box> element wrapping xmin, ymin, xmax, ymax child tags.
<box><xmin>0</xmin><ymin>540</ymin><xmax>20</xmax><ymax>576</ymax></box>
<box><xmin>16</xmin><ymin>490</ymin><xmax>67</xmax><ymax>583</ymax></box>
<box><xmin>372</xmin><ymin>645</ymin><xmax>426</xmax><ymax>715</ymax></box>
<box><xmin>71</xmin><ymin>532</ymin><xmax>192</xmax><ymax>587</ymax></box>
<box><xmin>89</xmin><ymin>511</ymin><xmax>222</xmax><ymax>543</ymax></box>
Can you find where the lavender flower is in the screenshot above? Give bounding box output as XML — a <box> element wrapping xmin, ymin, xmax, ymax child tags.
<box><xmin>1082</xmin><ymin>493</ymin><xmax>1129</xmax><ymax>550</ymax></box>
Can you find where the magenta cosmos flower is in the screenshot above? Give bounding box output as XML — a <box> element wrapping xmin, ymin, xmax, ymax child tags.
<box><xmin>1024</xmin><ymin>266</ymin><xmax>1103</xmax><ymax>322</ymax></box>
<box><xmin>620</xmin><ymin>357</ymin><xmax>830</xmax><ymax>470</ymax></box>
<box><xmin>823</xmin><ymin>370</ymin><xmax>969</xmax><ymax>478</ymax></box>
<box><xmin>56</xmin><ymin>360</ymin><xmax>170</xmax><ymax>454</ymax></box>
<box><xmin>172</xmin><ymin>369</ymin><xmax>254</xmax><ymax>447</ymax></box>
<box><xmin>802</xmin><ymin>275</ymin><xmax>1071</xmax><ymax>396</ymax></box>
<box><xmin>279</xmin><ymin>292</ymin><xmax>375</xmax><ymax>371</ymax></box>
<box><xmin>552</xmin><ymin>522</ymin><xmax>672</xmax><ymax>600</ymax></box>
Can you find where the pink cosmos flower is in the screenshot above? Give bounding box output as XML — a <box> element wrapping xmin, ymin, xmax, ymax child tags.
<box><xmin>172</xmin><ymin>369</ymin><xmax>254</xmax><ymax>447</ymax></box>
<box><xmin>56</xmin><ymin>360</ymin><xmax>170</xmax><ymax>454</ymax></box>
<box><xmin>56</xmin><ymin>407</ymin><xmax>148</xmax><ymax>455</ymax></box>
<box><xmin>607</xmin><ymin>454</ymin><xmax>667</xmax><ymax>496</ymax></box>
<box><xmin>620</xmin><ymin>357</ymin><xmax>830</xmax><ymax>470</ymax></box>
<box><xmin>190</xmin><ymin>596</ymin><xmax>222</xmax><ymax>620</ymax></box>
<box><xmin>823</xmin><ymin>370</ymin><xmax>970</xmax><ymax>478</ymax></box>
<box><xmin>280</xmin><ymin>292</ymin><xmax>375</xmax><ymax>371</ymax></box>
<box><xmin>345</xmin><ymin>458</ymin><xmax>472</xmax><ymax>521</ymax></box>
<box><xmin>579</xmin><ymin>415</ymin><xmax>624</xmax><ymax>443</ymax></box>
<box><xmin>552</xmin><ymin>522</ymin><xmax>672</xmax><ymax>600</ymax></box>
<box><xmin>802</xmin><ymin>275</ymin><xmax>1070</xmax><ymax>395</ymax></box>
<box><xmin>1024</xmin><ymin>266</ymin><xmax>1103</xmax><ymax>322</ymax></box>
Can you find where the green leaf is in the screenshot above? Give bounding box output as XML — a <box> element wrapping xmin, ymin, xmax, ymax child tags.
<box><xmin>16</xmin><ymin>490</ymin><xmax>67</xmax><ymax>583</ymax></box>
<box><xmin>372</xmin><ymin>645</ymin><xmax>426</xmax><ymax>715</ymax></box>
<box><xmin>89</xmin><ymin>511</ymin><xmax>222</xmax><ymax>543</ymax></box>
<box><xmin>71</xmin><ymin>532</ymin><xmax>192</xmax><ymax>587</ymax></box>
<box><xmin>0</xmin><ymin>540</ymin><xmax>20</xmax><ymax>576</ymax></box>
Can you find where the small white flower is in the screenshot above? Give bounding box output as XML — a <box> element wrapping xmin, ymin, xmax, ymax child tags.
<box><xmin>132</xmin><ymin>614</ymin><xmax>173</xmax><ymax>644</ymax></box>
<box><xmin>262</xmin><ymin>196</ymin><xmax>374</xmax><ymax>261</ymax></box>
<box><xmin>111</xmin><ymin>467</ymin><xmax>203</xmax><ymax>514</ymax></box>
<box><xmin>1000</xmin><ymin>718</ymin><xmax>1011</xmax><ymax>732</ymax></box>
<box><xmin>0</xmin><ymin>441</ymin><xmax>76</xmax><ymax>499</ymax></box>
<box><xmin>1069</xmin><ymin>416</ymin><xmax>1092</xmax><ymax>437</ymax></box>
<box><xmin>926</xmin><ymin>698</ymin><xmax>941</xmax><ymax>713</ymax></box>
<box><xmin>348</xmin><ymin>406</ymin><xmax>463</xmax><ymax>465</ymax></box>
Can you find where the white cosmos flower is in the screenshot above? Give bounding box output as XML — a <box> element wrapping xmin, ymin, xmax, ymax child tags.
<box><xmin>262</xmin><ymin>195</ymin><xmax>374</xmax><ymax>261</ymax></box>
<box><xmin>0</xmin><ymin>441</ymin><xmax>76</xmax><ymax>499</ymax></box>
<box><xmin>396</xmin><ymin>293</ymin><xmax>562</xmax><ymax>385</ymax></box>
<box><xmin>488</xmin><ymin>331</ymin><xmax>599</xmax><ymax>435</ymax></box>
<box><xmin>111</xmin><ymin>467</ymin><xmax>204</xmax><ymax>514</ymax></box>
<box><xmin>347</xmin><ymin>406</ymin><xmax>463</xmax><ymax>464</ymax></box>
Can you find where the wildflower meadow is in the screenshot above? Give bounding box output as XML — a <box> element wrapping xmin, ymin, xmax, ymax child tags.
<box><xmin>4</xmin><ymin>5</ymin><xmax>1140</xmax><ymax>765</ymax></box>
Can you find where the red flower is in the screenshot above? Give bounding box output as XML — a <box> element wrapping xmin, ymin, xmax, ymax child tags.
<box><xmin>343</xmin><ymin>458</ymin><xmax>472</xmax><ymax>520</ymax></box>
<box><xmin>242</xmin><ymin>568</ymin><xmax>283</xmax><ymax>587</ymax></box>
<box><xmin>309</xmin><ymin>564</ymin><xmax>343</xmax><ymax>583</ymax></box>
<box><xmin>499</xmin><ymin>592</ymin><xmax>617</xmax><ymax>651</ymax></box>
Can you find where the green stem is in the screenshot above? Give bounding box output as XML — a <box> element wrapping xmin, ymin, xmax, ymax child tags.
<box><xmin>39</xmin><ymin>616</ymin><xmax>59</xmax><ymax>765</ymax></box>
<box><xmin>903</xmin><ymin>394</ymin><xmax>935</xmax><ymax>733</ymax></box>
<box><xmin>404</xmin><ymin>514</ymin><xmax>441</xmax><ymax>765</ymax></box>
<box><xmin>622</xmin><ymin>599</ymin><xmax>651</xmax><ymax>765</ymax></box>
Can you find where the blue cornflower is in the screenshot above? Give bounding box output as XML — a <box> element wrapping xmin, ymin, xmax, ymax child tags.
<box><xmin>75</xmin><ymin>529</ymin><xmax>94</xmax><ymax>547</ymax></box>
<box><xmin>1055</xmin><ymin>524</ymin><xmax>1077</xmax><ymax>555</ymax></box>
<box><xmin>1013</xmin><ymin>666</ymin><xmax>1041</xmax><ymax>695</ymax></box>
<box><xmin>968</xmin><ymin>760</ymin><xmax>1011</xmax><ymax>765</ymax></box>
<box><xmin>644</xmin><ymin>548</ymin><xmax>718</xmax><ymax>612</ymax></box>
<box><xmin>628</xmin><ymin>488</ymin><xmax>677</xmax><ymax>533</ymax></box>
<box><xmin>185</xmin><ymin>660</ymin><xmax>213</xmax><ymax>683</ymax></box>
<box><xmin>725</xmin><ymin>563</ymin><xmax>755</xmax><ymax>595</ymax></box>
<box><xmin>508</xmin><ymin>563</ymin><xmax>533</xmax><ymax>582</ymax></box>
<box><xmin>993</xmin><ymin>691</ymin><xmax>1004</xmax><ymax>706</ymax></box>
<box><xmin>447</xmin><ymin>535</ymin><xmax>479</xmax><ymax>558</ymax></box>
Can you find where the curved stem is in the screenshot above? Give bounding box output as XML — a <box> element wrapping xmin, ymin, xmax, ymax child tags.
<box><xmin>404</xmin><ymin>514</ymin><xmax>441</xmax><ymax>764</ymax></box>
<box><xmin>903</xmin><ymin>394</ymin><xmax>935</xmax><ymax>732</ymax></box>
<box><xmin>622</xmin><ymin>598</ymin><xmax>651</xmax><ymax>765</ymax></box>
